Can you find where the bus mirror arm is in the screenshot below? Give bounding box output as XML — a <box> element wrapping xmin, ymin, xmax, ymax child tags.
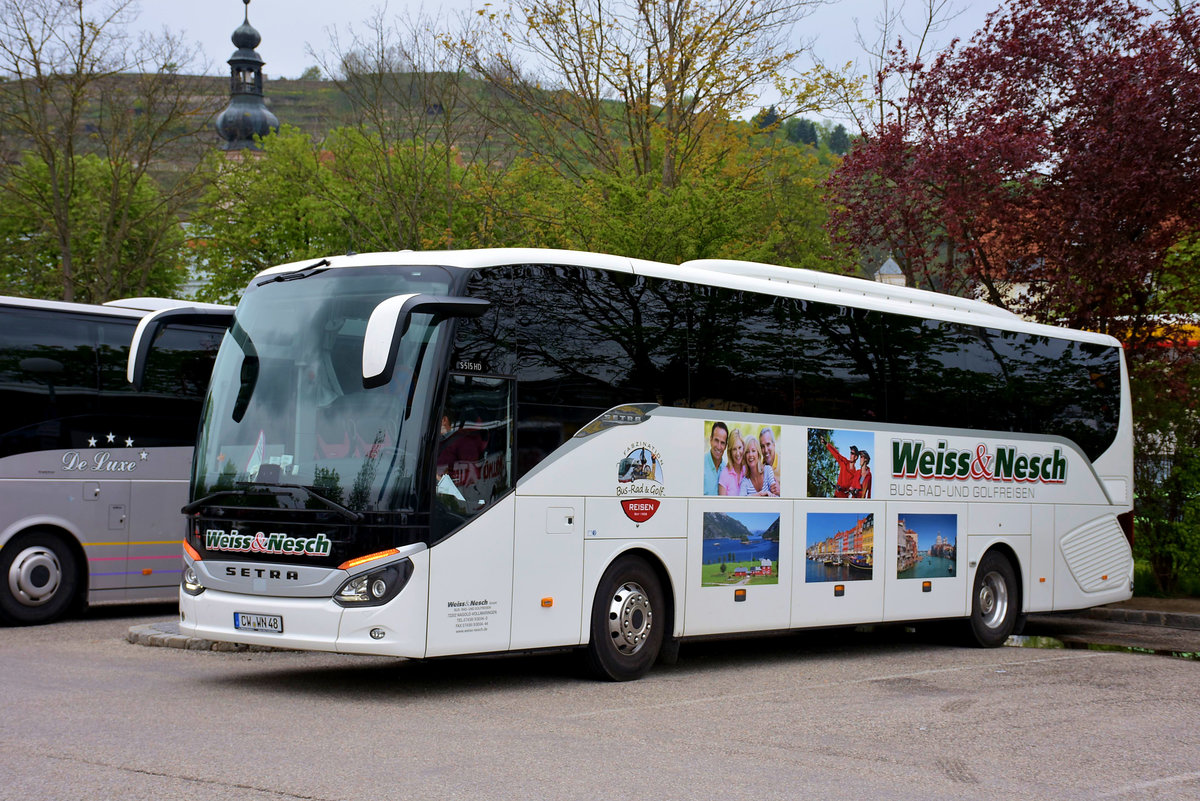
<box><xmin>126</xmin><ymin>307</ymin><xmax>235</xmax><ymax>390</ymax></box>
<box><xmin>362</xmin><ymin>294</ymin><xmax>490</xmax><ymax>389</ymax></box>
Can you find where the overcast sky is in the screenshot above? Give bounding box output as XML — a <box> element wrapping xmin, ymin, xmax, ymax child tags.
<box><xmin>134</xmin><ymin>0</ymin><xmax>993</xmax><ymax>79</ymax></box>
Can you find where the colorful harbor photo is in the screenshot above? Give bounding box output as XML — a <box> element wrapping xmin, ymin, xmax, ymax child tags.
<box><xmin>703</xmin><ymin>420</ymin><xmax>782</xmax><ymax>497</ymax></box>
<box><xmin>896</xmin><ymin>513</ymin><xmax>958</xmax><ymax>579</ymax></box>
<box><xmin>805</xmin><ymin>512</ymin><xmax>874</xmax><ymax>582</ymax></box>
<box><xmin>807</xmin><ymin>428</ymin><xmax>874</xmax><ymax>499</ymax></box>
<box><xmin>700</xmin><ymin>511</ymin><xmax>780</xmax><ymax>587</ymax></box>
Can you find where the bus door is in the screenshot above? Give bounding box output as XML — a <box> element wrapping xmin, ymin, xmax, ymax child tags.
<box><xmin>426</xmin><ymin>374</ymin><xmax>520</xmax><ymax>656</ymax></box>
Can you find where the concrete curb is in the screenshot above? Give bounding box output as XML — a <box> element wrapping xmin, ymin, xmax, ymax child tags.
<box><xmin>127</xmin><ymin>621</ymin><xmax>287</xmax><ymax>652</ymax></box>
<box><xmin>1078</xmin><ymin>606</ymin><xmax>1200</xmax><ymax>631</ymax></box>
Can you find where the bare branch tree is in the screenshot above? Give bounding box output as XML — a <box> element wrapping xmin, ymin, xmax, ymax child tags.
<box><xmin>0</xmin><ymin>0</ymin><xmax>217</xmax><ymax>301</ymax></box>
<box><xmin>445</xmin><ymin>0</ymin><xmax>845</xmax><ymax>188</ymax></box>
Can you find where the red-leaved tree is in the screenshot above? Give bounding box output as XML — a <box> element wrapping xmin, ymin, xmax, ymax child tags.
<box><xmin>828</xmin><ymin>0</ymin><xmax>1200</xmax><ymax>591</ymax></box>
<box><xmin>828</xmin><ymin>0</ymin><xmax>1200</xmax><ymax>349</ymax></box>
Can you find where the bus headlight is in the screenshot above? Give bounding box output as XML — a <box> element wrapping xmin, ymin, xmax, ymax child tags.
<box><xmin>182</xmin><ymin>565</ymin><xmax>205</xmax><ymax>596</ymax></box>
<box><xmin>334</xmin><ymin>559</ymin><xmax>413</xmax><ymax>607</ymax></box>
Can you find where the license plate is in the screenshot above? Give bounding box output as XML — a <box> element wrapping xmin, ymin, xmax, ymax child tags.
<box><xmin>234</xmin><ymin>612</ymin><xmax>283</xmax><ymax>633</ymax></box>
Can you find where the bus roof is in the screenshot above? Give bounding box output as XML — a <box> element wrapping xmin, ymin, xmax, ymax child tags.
<box><xmin>253</xmin><ymin>248</ymin><xmax>1119</xmax><ymax>349</ymax></box>
<box><xmin>1</xmin><ymin>294</ymin><xmax>232</xmax><ymax>318</ymax></box>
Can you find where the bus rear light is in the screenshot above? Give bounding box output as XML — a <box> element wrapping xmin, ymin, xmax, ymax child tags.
<box><xmin>334</xmin><ymin>558</ymin><xmax>413</xmax><ymax>608</ymax></box>
<box><xmin>183</xmin><ymin>540</ymin><xmax>202</xmax><ymax>562</ymax></box>
<box><xmin>338</xmin><ymin>548</ymin><xmax>402</xmax><ymax>571</ymax></box>
<box><xmin>1117</xmin><ymin>511</ymin><xmax>1134</xmax><ymax>546</ymax></box>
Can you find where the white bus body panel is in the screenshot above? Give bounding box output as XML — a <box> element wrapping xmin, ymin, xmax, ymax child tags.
<box><xmin>1053</xmin><ymin>506</ymin><xmax>1134</xmax><ymax>610</ymax></box>
<box><xmin>685</xmin><ymin>498</ymin><xmax>794</xmax><ymax>636</ymax></box>
<box><xmin>792</xmin><ymin>500</ymin><xmax>887</xmax><ymax>627</ymax></box>
<box><xmin>510</xmin><ymin>496</ymin><xmax>586</xmax><ymax>650</ymax></box>
<box><xmin>426</xmin><ymin>495</ymin><xmax>515</xmax><ymax>657</ymax></box>
<box><xmin>0</xmin><ymin>445</ymin><xmax>193</xmax><ymax>603</ymax></box>
<box><xmin>582</xmin><ymin>537</ymin><xmax>688</xmax><ymax>639</ymax></box>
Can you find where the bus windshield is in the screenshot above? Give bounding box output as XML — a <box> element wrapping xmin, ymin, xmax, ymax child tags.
<box><xmin>191</xmin><ymin>266</ymin><xmax>454</xmax><ymax>515</ymax></box>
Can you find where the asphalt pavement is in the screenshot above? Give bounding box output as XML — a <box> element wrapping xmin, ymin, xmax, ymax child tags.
<box><xmin>127</xmin><ymin>597</ymin><xmax>1200</xmax><ymax>658</ymax></box>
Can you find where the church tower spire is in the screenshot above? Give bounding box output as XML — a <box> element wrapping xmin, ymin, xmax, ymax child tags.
<box><xmin>215</xmin><ymin>0</ymin><xmax>279</xmax><ymax>151</ymax></box>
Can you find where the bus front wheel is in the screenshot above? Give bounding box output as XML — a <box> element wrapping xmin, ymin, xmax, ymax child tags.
<box><xmin>585</xmin><ymin>555</ymin><xmax>664</xmax><ymax>681</ymax></box>
<box><xmin>967</xmin><ymin>551</ymin><xmax>1018</xmax><ymax>647</ymax></box>
<box><xmin>0</xmin><ymin>530</ymin><xmax>79</xmax><ymax>626</ymax></box>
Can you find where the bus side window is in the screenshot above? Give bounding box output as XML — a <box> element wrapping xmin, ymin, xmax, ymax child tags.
<box><xmin>432</xmin><ymin>374</ymin><xmax>515</xmax><ymax>538</ymax></box>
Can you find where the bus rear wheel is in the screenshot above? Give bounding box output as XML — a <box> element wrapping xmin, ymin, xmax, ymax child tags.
<box><xmin>585</xmin><ymin>555</ymin><xmax>664</xmax><ymax>681</ymax></box>
<box><xmin>0</xmin><ymin>531</ymin><xmax>78</xmax><ymax>626</ymax></box>
<box><xmin>967</xmin><ymin>551</ymin><xmax>1018</xmax><ymax>647</ymax></box>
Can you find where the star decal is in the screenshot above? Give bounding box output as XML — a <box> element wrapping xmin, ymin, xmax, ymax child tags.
<box><xmin>124</xmin><ymin>437</ymin><xmax>134</xmax><ymax>447</ymax></box>
<box><xmin>87</xmin><ymin>437</ymin><xmax>97</xmax><ymax>447</ymax></box>
<box><xmin>105</xmin><ymin>432</ymin><xmax>115</xmax><ymax>443</ymax></box>
<box><xmin>139</xmin><ymin>450</ymin><xmax>149</xmax><ymax>461</ymax></box>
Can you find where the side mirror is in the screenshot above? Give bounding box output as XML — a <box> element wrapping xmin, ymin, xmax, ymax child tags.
<box><xmin>362</xmin><ymin>294</ymin><xmax>490</xmax><ymax>388</ymax></box>
<box><xmin>127</xmin><ymin>306</ymin><xmax>235</xmax><ymax>389</ymax></box>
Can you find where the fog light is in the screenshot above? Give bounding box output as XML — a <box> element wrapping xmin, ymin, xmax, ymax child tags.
<box><xmin>370</xmin><ymin>628</ymin><xmax>386</xmax><ymax>640</ymax></box>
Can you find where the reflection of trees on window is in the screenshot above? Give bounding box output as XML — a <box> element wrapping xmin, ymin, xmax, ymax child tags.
<box><xmin>511</xmin><ymin>265</ymin><xmax>690</xmax><ymax>409</ymax></box>
<box><xmin>691</xmin><ymin>287</ymin><xmax>792</xmax><ymax>414</ymax></box>
<box><xmin>882</xmin><ymin>318</ymin><xmax>1008</xmax><ymax>430</ymax></box>
<box><xmin>458</xmin><ymin>263</ymin><xmax>1122</xmax><ymax>468</ymax></box>
<box><xmin>794</xmin><ymin>302</ymin><xmax>886</xmax><ymax>420</ymax></box>
<box><xmin>999</xmin><ymin>334</ymin><xmax>1119</xmax><ymax>459</ymax></box>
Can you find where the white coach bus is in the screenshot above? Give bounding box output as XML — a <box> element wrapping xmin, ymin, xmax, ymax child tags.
<box><xmin>141</xmin><ymin>249</ymin><xmax>1134</xmax><ymax>679</ymax></box>
<box><xmin>0</xmin><ymin>295</ymin><xmax>231</xmax><ymax>625</ymax></box>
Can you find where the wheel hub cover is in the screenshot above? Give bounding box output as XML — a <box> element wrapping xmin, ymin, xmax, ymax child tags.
<box><xmin>607</xmin><ymin>581</ymin><xmax>653</xmax><ymax>655</ymax></box>
<box><xmin>8</xmin><ymin>546</ymin><xmax>62</xmax><ymax>607</ymax></box>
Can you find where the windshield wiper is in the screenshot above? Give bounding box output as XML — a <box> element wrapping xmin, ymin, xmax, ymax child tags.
<box><xmin>182</xmin><ymin>484</ymin><xmax>363</xmax><ymax>521</ymax></box>
<box><xmin>181</xmin><ymin>490</ymin><xmax>244</xmax><ymax>514</ymax></box>
<box><xmin>256</xmin><ymin>258</ymin><xmax>332</xmax><ymax>286</ymax></box>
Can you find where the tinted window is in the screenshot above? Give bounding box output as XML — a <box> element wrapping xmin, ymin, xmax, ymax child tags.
<box><xmin>882</xmin><ymin>317</ymin><xmax>1008</xmax><ymax>430</ymax></box>
<box><xmin>792</xmin><ymin>300</ymin><xmax>887</xmax><ymax>421</ymax></box>
<box><xmin>461</xmin><ymin>266</ymin><xmax>1121</xmax><ymax>471</ymax></box>
<box><xmin>96</xmin><ymin>321</ymin><xmax>222</xmax><ymax>447</ymax></box>
<box><xmin>0</xmin><ymin>307</ymin><xmax>101</xmax><ymax>457</ymax></box>
<box><xmin>0</xmin><ymin>306</ymin><xmax>224</xmax><ymax>458</ymax></box>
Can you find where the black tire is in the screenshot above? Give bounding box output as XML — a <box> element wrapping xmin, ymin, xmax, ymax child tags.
<box><xmin>584</xmin><ymin>555</ymin><xmax>665</xmax><ymax>681</ymax></box>
<box><xmin>967</xmin><ymin>551</ymin><xmax>1018</xmax><ymax>647</ymax></box>
<box><xmin>0</xmin><ymin>530</ymin><xmax>79</xmax><ymax>626</ymax></box>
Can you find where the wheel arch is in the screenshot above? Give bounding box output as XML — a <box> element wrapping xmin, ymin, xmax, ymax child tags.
<box><xmin>0</xmin><ymin>517</ymin><xmax>90</xmax><ymax>601</ymax></box>
<box><xmin>594</xmin><ymin>545</ymin><xmax>679</xmax><ymax>641</ymax></box>
<box><xmin>977</xmin><ymin>541</ymin><xmax>1024</xmax><ymax>615</ymax></box>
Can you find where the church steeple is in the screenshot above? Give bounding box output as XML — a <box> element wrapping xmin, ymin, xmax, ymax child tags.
<box><xmin>215</xmin><ymin>0</ymin><xmax>279</xmax><ymax>151</ymax></box>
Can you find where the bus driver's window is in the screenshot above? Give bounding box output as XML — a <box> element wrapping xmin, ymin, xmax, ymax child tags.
<box><xmin>434</xmin><ymin>375</ymin><xmax>514</xmax><ymax>524</ymax></box>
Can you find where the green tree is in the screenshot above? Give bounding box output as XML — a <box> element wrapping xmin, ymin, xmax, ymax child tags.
<box><xmin>0</xmin><ymin>0</ymin><xmax>216</xmax><ymax>301</ymax></box>
<box><xmin>0</xmin><ymin>153</ymin><xmax>186</xmax><ymax>300</ymax></box>
<box><xmin>192</xmin><ymin>126</ymin><xmax>483</xmax><ymax>303</ymax></box>
<box><xmin>826</xmin><ymin>123</ymin><xmax>851</xmax><ymax>156</ymax></box>
<box><xmin>785</xmin><ymin>118</ymin><xmax>819</xmax><ymax>146</ymax></box>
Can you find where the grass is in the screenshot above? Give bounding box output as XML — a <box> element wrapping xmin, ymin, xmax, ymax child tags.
<box><xmin>1133</xmin><ymin>559</ymin><xmax>1200</xmax><ymax>598</ymax></box>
